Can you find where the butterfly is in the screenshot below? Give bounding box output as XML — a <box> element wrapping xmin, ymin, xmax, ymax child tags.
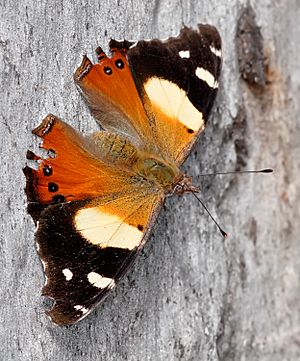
<box><xmin>24</xmin><ymin>24</ymin><xmax>222</xmax><ymax>325</ymax></box>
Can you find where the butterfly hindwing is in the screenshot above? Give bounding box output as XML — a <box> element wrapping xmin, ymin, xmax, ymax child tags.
<box><xmin>24</xmin><ymin>114</ymin><xmax>150</xmax><ymax>222</ymax></box>
<box><xmin>74</xmin><ymin>50</ymin><xmax>153</xmax><ymax>149</ymax></box>
<box><xmin>24</xmin><ymin>115</ymin><xmax>164</xmax><ymax>325</ymax></box>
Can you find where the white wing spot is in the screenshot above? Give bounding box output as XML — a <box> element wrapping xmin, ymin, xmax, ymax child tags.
<box><xmin>62</xmin><ymin>268</ymin><xmax>73</xmax><ymax>281</ymax></box>
<box><xmin>210</xmin><ymin>45</ymin><xmax>222</xmax><ymax>58</ymax></box>
<box><xmin>74</xmin><ymin>305</ymin><xmax>89</xmax><ymax>314</ymax></box>
<box><xmin>179</xmin><ymin>50</ymin><xmax>190</xmax><ymax>58</ymax></box>
<box><xmin>129</xmin><ymin>41</ymin><xmax>138</xmax><ymax>49</ymax></box>
<box><xmin>87</xmin><ymin>271</ymin><xmax>115</xmax><ymax>289</ymax></box>
<box><xmin>144</xmin><ymin>77</ymin><xmax>204</xmax><ymax>132</ymax></box>
<box><xmin>195</xmin><ymin>67</ymin><xmax>218</xmax><ymax>89</ymax></box>
<box><xmin>40</xmin><ymin>259</ymin><xmax>48</xmax><ymax>286</ymax></box>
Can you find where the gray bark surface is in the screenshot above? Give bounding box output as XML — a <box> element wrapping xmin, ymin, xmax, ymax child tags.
<box><xmin>1</xmin><ymin>0</ymin><xmax>299</xmax><ymax>360</ymax></box>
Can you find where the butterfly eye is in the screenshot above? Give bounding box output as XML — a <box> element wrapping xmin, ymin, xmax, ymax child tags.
<box><xmin>104</xmin><ymin>66</ymin><xmax>112</xmax><ymax>75</ymax></box>
<box><xmin>115</xmin><ymin>59</ymin><xmax>124</xmax><ymax>69</ymax></box>
<box><xmin>143</xmin><ymin>159</ymin><xmax>158</xmax><ymax>169</ymax></box>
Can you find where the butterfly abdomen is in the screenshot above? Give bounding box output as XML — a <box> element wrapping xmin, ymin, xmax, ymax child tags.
<box><xmin>92</xmin><ymin>132</ymin><xmax>138</xmax><ymax>167</ymax></box>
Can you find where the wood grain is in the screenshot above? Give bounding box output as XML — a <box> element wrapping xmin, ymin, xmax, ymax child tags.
<box><xmin>0</xmin><ymin>0</ymin><xmax>299</xmax><ymax>360</ymax></box>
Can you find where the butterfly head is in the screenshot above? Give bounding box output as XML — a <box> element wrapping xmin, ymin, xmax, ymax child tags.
<box><xmin>172</xmin><ymin>174</ymin><xmax>200</xmax><ymax>196</ymax></box>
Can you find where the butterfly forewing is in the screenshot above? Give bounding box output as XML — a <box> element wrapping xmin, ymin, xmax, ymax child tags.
<box><xmin>126</xmin><ymin>24</ymin><xmax>222</xmax><ymax>164</ymax></box>
<box><xmin>75</xmin><ymin>24</ymin><xmax>222</xmax><ymax>164</ymax></box>
<box><xmin>37</xmin><ymin>195</ymin><xmax>162</xmax><ymax>325</ymax></box>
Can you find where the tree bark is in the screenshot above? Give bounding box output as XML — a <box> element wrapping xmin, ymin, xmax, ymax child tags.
<box><xmin>0</xmin><ymin>0</ymin><xmax>299</xmax><ymax>360</ymax></box>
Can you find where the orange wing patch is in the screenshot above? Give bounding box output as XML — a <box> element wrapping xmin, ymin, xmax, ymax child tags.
<box><xmin>74</xmin><ymin>48</ymin><xmax>152</xmax><ymax>148</ymax></box>
<box><xmin>24</xmin><ymin>114</ymin><xmax>137</xmax><ymax>222</ymax></box>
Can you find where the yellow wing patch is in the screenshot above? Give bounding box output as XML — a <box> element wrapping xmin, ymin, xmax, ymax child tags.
<box><xmin>74</xmin><ymin>192</ymin><xmax>163</xmax><ymax>251</ymax></box>
<box><xmin>144</xmin><ymin>77</ymin><xmax>204</xmax><ymax>132</ymax></box>
<box><xmin>75</xmin><ymin>207</ymin><xmax>143</xmax><ymax>250</ymax></box>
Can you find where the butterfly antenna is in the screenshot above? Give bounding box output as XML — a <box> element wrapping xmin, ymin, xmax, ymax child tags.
<box><xmin>191</xmin><ymin>192</ymin><xmax>228</xmax><ymax>238</ymax></box>
<box><xmin>198</xmin><ymin>168</ymin><xmax>273</xmax><ymax>176</ymax></box>
<box><xmin>191</xmin><ymin>168</ymin><xmax>273</xmax><ymax>237</ymax></box>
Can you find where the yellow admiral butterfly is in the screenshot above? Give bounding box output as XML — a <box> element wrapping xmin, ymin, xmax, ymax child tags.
<box><xmin>24</xmin><ymin>24</ymin><xmax>222</xmax><ymax>325</ymax></box>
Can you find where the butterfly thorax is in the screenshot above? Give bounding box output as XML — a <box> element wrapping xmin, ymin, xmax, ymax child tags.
<box><xmin>134</xmin><ymin>153</ymin><xmax>201</xmax><ymax>195</ymax></box>
<box><xmin>133</xmin><ymin>155</ymin><xmax>181</xmax><ymax>192</ymax></box>
<box><xmin>92</xmin><ymin>131</ymin><xmax>185</xmax><ymax>193</ymax></box>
